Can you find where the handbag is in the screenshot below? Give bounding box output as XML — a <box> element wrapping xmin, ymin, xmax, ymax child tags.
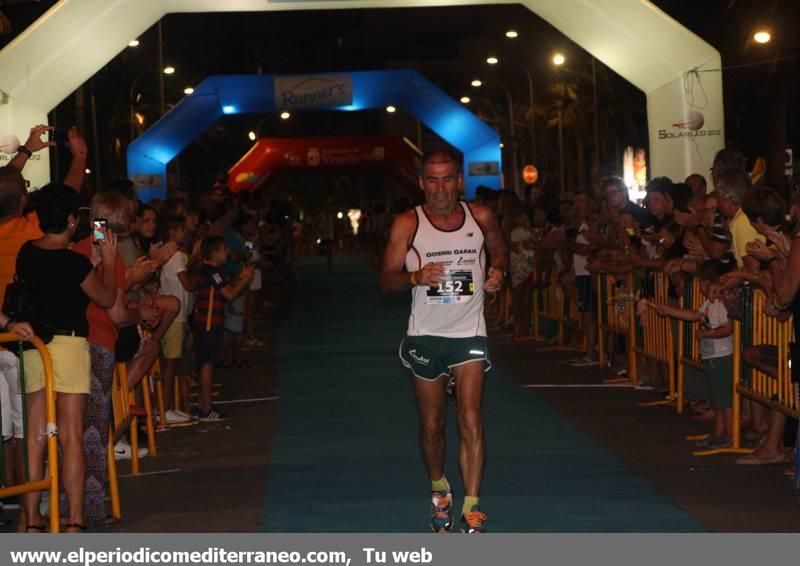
<box><xmin>2</xmin><ymin>272</ymin><xmax>54</xmax><ymax>348</ymax></box>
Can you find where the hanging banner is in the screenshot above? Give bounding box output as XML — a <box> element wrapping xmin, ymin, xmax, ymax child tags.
<box><xmin>647</xmin><ymin>57</ymin><xmax>724</xmax><ymax>186</ymax></box>
<box><xmin>0</xmin><ymin>101</ymin><xmax>50</xmax><ymax>191</ymax></box>
<box><xmin>227</xmin><ymin>136</ymin><xmax>421</xmax><ymax>192</ymax></box>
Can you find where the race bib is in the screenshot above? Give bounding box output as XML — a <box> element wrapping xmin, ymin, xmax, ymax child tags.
<box><xmin>426</xmin><ymin>270</ymin><xmax>475</xmax><ymax>305</ymax></box>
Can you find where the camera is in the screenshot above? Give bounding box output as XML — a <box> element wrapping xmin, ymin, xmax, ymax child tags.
<box><xmin>93</xmin><ymin>218</ymin><xmax>108</xmax><ymax>241</ymax></box>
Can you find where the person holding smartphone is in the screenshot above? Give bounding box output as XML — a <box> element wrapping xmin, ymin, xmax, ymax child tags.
<box><xmin>72</xmin><ymin>192</ymin><xmax>151</xmax><ymax>526</ymax></box>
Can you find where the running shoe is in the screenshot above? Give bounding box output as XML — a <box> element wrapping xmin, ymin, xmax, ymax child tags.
<box><xmin>460</xmin><ymin>505</ymin><xmax>487</xmax><ymax>534</ymax></box>
<box><xmin>446</xmin><ymin>376</ymin><xmax>456</xmax><ymax>404</ymax></box>
<box><xmin>195</xmin><ymin>407</ymin><xmax>229</xmax><ymax>422</ymax></box>
<box><xmin>694</xmin><ymin>435</ymin><xmax>731</xmax><ymax>449</ymax></box>
<box><xmin>114</xmin><ymin>439</ymin><xmax>148</xmax><ymax>461</ymax></box>
<box><xmin>163</xmin><ymin>409</ymin><xmax>192</xmax><ymax>424</ymax></box>
<box><xmin>568</xmin><ymin>355</ymin><xmax>599</xmax><ymax>367</ymax></box>
<box><xmin>430</xmin><ymin>490</ymin><xmax>453</xmax><ymax>533</ymax></box>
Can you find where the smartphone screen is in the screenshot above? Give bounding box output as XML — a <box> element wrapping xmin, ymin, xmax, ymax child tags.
<box><xmin>93</xmin><ymin>218</ymin><xmax>107</xmax><ymax>242</ymax></box>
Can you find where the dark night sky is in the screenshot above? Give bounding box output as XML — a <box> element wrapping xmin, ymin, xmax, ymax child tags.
<box><xmin>2</xmin><ymin>1</ymin><xmax>798</xmax><ymax>190</ymax></box>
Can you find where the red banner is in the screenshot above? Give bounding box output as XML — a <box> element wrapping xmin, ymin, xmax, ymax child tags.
<box><xmin>227</xmin><ymin>136</ymin><xmax>421</xmax><ymax>192</ymax></box>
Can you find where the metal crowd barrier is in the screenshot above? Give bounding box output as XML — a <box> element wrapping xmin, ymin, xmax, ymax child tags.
<box><xmin>676</xmin><ymin>277</ymin><xmax>704</xmax><ymax>417</ymax></box>
<box><xmin>531</xmin><ymin>270</ymin><xmax>585</xmax><ymax>352</ymax></box>
<box><xmin>108</xmin><ymin>361</ymin><xmax>159</xmax><ymax>520</ymax></box>
<box><xmin>595</xmin><ymin>271</ymin><xmax>638</xmax><ymax>385</ymax></box>
<box><xmin>636</xmin><ymin>272</ymin><xmax>677</xmax><ymax>409</ymax></box>
<box><xmin>739</xmin><ymin>287</ymin><xmax>797</xmax><ymax>417</ymax></box>
<box><xmin>666</xmin><ymin>280</ymin><xmax>797</xmax><ymax>458</ymax></box>
<box><xmin>0</xmin><ymin>334</ymin><xmax>60</xmax><ymax>533</ymax></box>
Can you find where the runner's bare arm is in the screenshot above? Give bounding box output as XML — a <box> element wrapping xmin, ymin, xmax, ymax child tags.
<box><xmin>379</xmin><ymin>211</ymin><xmax>417</xmax><ymax>293</ymax></box>
<box><xmin>470</xmin><ymin>203</ymin><xmax>508</xmax><ymax>292</ymax></box>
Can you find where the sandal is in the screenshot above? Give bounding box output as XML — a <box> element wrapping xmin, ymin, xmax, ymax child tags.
<box><xmin>64</xmin><ymin>523</ymin><xmax>87</xmax><ymax>533</ymax></box>
<box><xmin>25</xmin><ymin>524</ymin><xmax>46</xmax><ymax>533</ymax></box>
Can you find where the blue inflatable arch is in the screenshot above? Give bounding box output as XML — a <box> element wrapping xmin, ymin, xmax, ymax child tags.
<box><xmin>127</xmin><ymin>70</ymin><xmax>502</xmax><ymax>202</ymax></box>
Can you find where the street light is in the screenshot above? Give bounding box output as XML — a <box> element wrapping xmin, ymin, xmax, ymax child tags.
<box><xmin>753</xmin><ymin>30</ymin><xmax>771</xmax><ymax>44</ymax></box>
<box><xmin>129</xmin><ymin>68</ymin><xmax>175</xmax><ymax>140</ymax></box>
<box><xmin>280</xmin><ymin>111</ymin><xmax>291</xmax><ymax>120</ymax></box>
<box><xmin>471</xmin><ymin>79</ymin><xmax>482</xmax><ymax>87</ymax></box>
<box><xmin>128</xmin><ymin>39</ymin><xmax>140</xmax><ymax>47</ymax></box>
<box><xmin>460</xmin><ymin>96</ymin><xmax>471</xmax><ymax>104</ymax></box>
<box><xmin>474</xmin><ymin>78</ymin><xmax>519</xmax><ymax>195</ymax></box>
<box><xmin>183</xmin><ymin>87</ymin><xmax>194</xmax><ymax>95</ymax></box>
<box><xmin>248</xmin><ymin>131</ymin><xmax>256</xmax><ymax>141</ymax></box>
<box><xmin>163</xmin><ymin>66</ymin><xmax>175</xmax><ymax>75</ymax></box>
<box><xmin>552</xmin><ymin>53</ymin><xmax>566</xmax><ymax>66</ymax></box>
<box><xmin>486</xmin><ymin>56</ymin><xmax>499</xmax><ymax>65</ymax></box>
<box><xmin>385</xmin><ymin>105</ymin><xmax>396</xmax><ymax>113</ymax></box>
<box><xmin>488</xmin><ymin>54</ymin><xmax>537</xmax><ymax>166</ymax></box>
<box><xmin>505</xmin><ymin>30</ymin><xmax>518</xmax><ymax>39</ymax></box>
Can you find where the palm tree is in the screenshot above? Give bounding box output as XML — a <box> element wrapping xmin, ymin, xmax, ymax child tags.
<box><xmin>0</xmin><ymin>1</ymin><xmax>44</xmax><ymax>35</ymax></box>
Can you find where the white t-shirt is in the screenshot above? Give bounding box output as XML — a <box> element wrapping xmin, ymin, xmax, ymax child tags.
<box><xmin>160</xmin><ymin>251</ymin><xmax>190</xmax><ymax>322</ymax></box>
<box><xmin>698</xmin><ymin>298</ymin><xmax>733</xmax><ymax>359</ymax></box>
<box><xmin>573</xmin><ymin>221</ymin><xmax>589</xmax><ymax>277</ymax></box>
<box><xmin>510</xmin><ymin>226</ymin><xmax>532</xmax><ymax>244</ymax></box>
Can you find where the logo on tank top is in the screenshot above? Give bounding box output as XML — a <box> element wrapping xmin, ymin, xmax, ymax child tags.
<box><xmin>425</xmin><ymin>249</ymin><xmax>477</xmax><ymax>258</ymax></box>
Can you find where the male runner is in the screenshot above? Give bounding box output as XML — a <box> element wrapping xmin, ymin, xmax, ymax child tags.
<box><xmin>380</xmin><ymin>150</ymin><xmax>507</xmax><ymax>533</ymax></box>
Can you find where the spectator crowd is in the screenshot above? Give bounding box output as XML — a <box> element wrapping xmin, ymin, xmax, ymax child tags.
<box><xmin>0</xmin><ymin>125</ymin><xmax>293</xmax><ymax>532</ymax></box>
<box><xmin>0</xmin><ymin>124</ymin><xmax>796</xmax><ymax>533</ymax></box>
<box><xmin>481</xmin><ymin>146</ymin><xmax>798</xmax><ymax>475</ymax></box>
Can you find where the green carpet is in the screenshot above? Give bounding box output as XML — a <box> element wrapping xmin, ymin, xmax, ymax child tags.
<box><xmin>261</xmin><ymin>256</ymin><xmax>700</xmax><ymax>532</ymax></box>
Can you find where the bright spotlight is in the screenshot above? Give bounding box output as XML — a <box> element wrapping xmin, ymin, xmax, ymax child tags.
<box><xmin>486</xmin><ymin>56</ymin><xmax>499</xmax><ymax>65</ymax></box>
<box><xmin>386</xmin><ymin>105</ymin><xmax>396</xmax><ymax>113</ymax></box>
<box><xmin>280</xmin><ymin>111</ymin><xmax>291</xmax><ymax>120</ymax></box>
<box><xmin>753</xmin><ymin>31</ymin><xmax>771</xmax><ymax>44</ymax></box>
<box><xmin>248</xmin><ymin>131</ymin><xmax>256</xmax><ymax>141</ymax></box>
<box><xmin>184</xmin><ymin>87</ymin><xmax>194</xmax><ymax>95</ymax></box>
<box><xmin>337</xmin><ymin>211</ymin><xmax>344</xmax><ymax>219</ymax></box>
<box><xmin>471</xmin><ymin>79</ymin><xmax>482</xmax><ymax>87</ymax></box>
<box><xmin>552</xmin><ymin>53</ymin><xmax>566</xmax><ymax>66</ymax></box>
<box><xmin>163</xmin><ymin>66</ymin><xmax>175</xmax><ymax>75</ymax></box>
<box><xmin>505</xmin><ymin>30</ymin><xmax>518</xmax><ymax>39</ymax></box>
<box><xmin>128</xmin><ymin>40</ymin><xmax>140</xmax><ymax>47</ymax></box>
<box><xmin>460</xmin><ymin>97</ymin><xmax>471</xmax><ymax>104</ymax></box>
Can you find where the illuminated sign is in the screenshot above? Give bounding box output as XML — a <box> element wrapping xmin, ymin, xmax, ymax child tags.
<box><xmin>274</xmin><ymin>75</ymin><xmax>353</xmax><ymax>109</ymax></box>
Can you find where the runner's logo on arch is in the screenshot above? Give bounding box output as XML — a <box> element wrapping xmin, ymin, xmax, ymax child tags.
<box><xmin>274</xmin><ymin>75</ymin><xmax>353</xmax><ymax>109</ymax></box>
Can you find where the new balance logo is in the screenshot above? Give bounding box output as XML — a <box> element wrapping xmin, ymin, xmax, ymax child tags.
<box><xmin>466</xmin><ymin>232</ymin><xmax>474</xmax><ymax>237</ymax></box>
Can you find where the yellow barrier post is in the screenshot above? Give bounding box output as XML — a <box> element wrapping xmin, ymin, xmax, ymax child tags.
<box><xmin>0</xmin><ymin>334</ymin><xmax>60</xmax><ymax>533</ymax></box>
<box><xmin>532</xmin><ymin>273</ymin><xmax>540</xmax><ymax>339</ymax></box>
<box><xmin>638</xmin><ymin>272</ymin><xmax>677</xmax><ymax>409</ymax></box>
<box><xmin>596</xmin><ymin>271</ymin><xmax>637</xmax><ymax>385</ymax></box>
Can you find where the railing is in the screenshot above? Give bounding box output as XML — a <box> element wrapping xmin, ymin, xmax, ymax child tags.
<box><xmin>636</xmin><ymin>272</ymin><xmax>677</xmax><ymax>409</ymax></box>
<box><xmin>595</xmin><ymin>271</ymin><xmax>637</xmax><ymax>384</ymax></box>
<box><xmin>0</xmin><ymin>334</ymin><xmax>60</xmax><ymax>533</ymax></box>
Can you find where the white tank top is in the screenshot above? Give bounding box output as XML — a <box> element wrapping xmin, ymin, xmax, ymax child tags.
<box><xmin>405</xmin><ymin>202</ymin><xmax>486</xmax><ymax>338</ymax></box>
